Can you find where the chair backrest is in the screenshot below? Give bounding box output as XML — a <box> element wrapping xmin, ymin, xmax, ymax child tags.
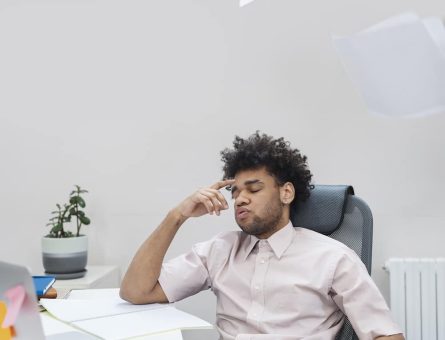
<box><xmin>291</xmin><ymin>185</ymin><xmax>373</xmax><ymax>340</ymax></box>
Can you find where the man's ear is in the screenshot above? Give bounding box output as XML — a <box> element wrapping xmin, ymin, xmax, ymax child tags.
<box><xmin>280</xmin><ymin>182</ymin><xmax>295</xmax><ymax>205</ymax></box>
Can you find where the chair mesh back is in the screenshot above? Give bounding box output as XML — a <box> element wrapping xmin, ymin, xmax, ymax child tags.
<box><xmin>330</xmin><ymin>196</ymin><xmax>373</xmax><ymax>273</ymax></box>
<box><xmin>331</xmin><ymin>195</ymin><xmax>373</xmax><ymax>340</ymax></box>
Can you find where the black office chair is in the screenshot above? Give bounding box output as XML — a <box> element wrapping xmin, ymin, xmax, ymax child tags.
<box><xmin>291</xmin><ymin>185</ymin><xmax>373</xmax><ymax>340</ymax></box>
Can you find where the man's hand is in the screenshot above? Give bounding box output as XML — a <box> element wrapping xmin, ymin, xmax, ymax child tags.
<box><xmin>175</xmin><ymin>179</ymin><xmax>235</xmax><ymax>218</ymax></box>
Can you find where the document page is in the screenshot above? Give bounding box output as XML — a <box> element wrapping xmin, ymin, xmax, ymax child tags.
<box><xmin>72</xmin><ymin>307</ymin><xmax>212</xmax><ymax>340</ymax></box>
<box><xmin>333</xmin><ymin>13</ymin><xmax>445</xmax><ymax>117</ymax></box>
<box><xmin>40</xmin><ymin>298</ymin><xmax>168</xmax><ymax>322</ymax></box>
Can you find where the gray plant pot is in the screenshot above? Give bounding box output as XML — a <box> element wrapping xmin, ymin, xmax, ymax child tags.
<box><xmin>42</xmin><ymin>235</ymin><xmax>88</xmax><ymax>279</ymax></box>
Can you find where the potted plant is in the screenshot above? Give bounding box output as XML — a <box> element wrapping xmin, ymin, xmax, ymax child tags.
<box><xmin>42</xmin><ymin>185</ymin><xmax>91</xmax><ymax>279</ymax></box>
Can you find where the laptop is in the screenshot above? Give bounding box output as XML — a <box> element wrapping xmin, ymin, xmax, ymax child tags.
<box><xmin>0</xmin><ymin>261</ymin><xmax>96</xmax><ymax>340</ymax></box>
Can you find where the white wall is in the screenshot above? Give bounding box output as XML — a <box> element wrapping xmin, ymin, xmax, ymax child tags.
<box><xmin>1</xmin><ymin>0</ymin><xmax>444</xmax><ymax>339</ymax></box>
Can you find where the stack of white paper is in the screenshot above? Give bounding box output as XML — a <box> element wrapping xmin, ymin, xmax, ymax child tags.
<box><xmin>40</xmin><ymin>289</ymin><xmax>212</xmax><ymax>340</ymax></box>
<box><xmin>333</xmin><ymin>13</ymin><xmax>445</xmax><ymax>117</ymax></box>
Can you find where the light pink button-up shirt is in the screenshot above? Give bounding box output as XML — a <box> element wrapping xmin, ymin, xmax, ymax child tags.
<box><xmin>159</xmin><ymin>222</ymin><xmax>401</xmax><ymax>340</ymax></box>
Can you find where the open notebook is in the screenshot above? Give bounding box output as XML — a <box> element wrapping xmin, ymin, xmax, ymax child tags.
<box><xmin>40</xmin><ymin>288</ymin><xmax>212</xmax><ymax>339</ymax></box>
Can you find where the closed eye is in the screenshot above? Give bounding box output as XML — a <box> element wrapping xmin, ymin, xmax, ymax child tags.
<box><xmin>231</xmin><ymin>188</ymin><xmax>261</xmax><ymax>199</ymax></box>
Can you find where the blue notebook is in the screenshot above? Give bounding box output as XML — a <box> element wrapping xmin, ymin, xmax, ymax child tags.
<box><xmin>32</xmin><ymin>275</ymin><xmax>56</xmax><ymax>296</ymax></box>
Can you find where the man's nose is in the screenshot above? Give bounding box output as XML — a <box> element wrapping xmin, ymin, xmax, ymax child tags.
<box><xmin>235</xmin><ymin>192</ymin><xmax>249</xmax><ymax>206</ymax></box>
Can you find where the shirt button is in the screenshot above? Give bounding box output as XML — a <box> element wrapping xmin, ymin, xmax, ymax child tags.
<box><xmin>254</xmin><ymin>285</ymin><xmax>260</xmax><ymax>290</ymax></box>
<box><xmin>260</xmin><ymin>258</ymin><xmax>266</xmax><ymax>264</ymax></box>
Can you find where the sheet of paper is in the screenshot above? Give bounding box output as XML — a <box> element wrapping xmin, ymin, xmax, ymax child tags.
<box><xmin>40</xmin><ymin>298</ymin><xmax>168</xmax><ymax>322</ymax></box>
<box><xmin>40</xmin><ymin>313</ymin><xmax>80</xmax><ymax>336</ymax></box>
<box><xmin>423</xmin><ymin>17</ymin><xmax>445</xmax><ymax>56</ymax></box>
<box><xmin>363</xmin><ymin>12</ymin><xmax>419</xmax><ymax>33</ymax></box>
<box><xmin>132</xmin><ymin>330</ymin><xmax>183</xmax><ymax>340</ymax></box>
<box><xmin>1</xmin><ymin>284</ymin><xmax>26</xmax><ymax>327</ymax></box>
<box><xmin>334</xmin><ymin>15</ymin><xmax>445</xmax><ymax>117</ymax></box>
<box><xmin>240</xmin><ymin>0</ymin><xmax>255</xmax><ymax>7</ymax></box>
<box><xmin>72</xmin><ymin>306</ymin><xmax>211</xmax><ymax>340</ymax></box>
<box><xmin>67</xmin><ymin>288</ymin><xmax>121</xmax><ymax>300</ymax></box>
<box><xmin>65</xmin><ymin>290</ymin><xmax>184</xmax><ymax>339</ymax></box>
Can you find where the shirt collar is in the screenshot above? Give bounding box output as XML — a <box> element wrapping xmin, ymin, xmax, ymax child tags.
<box><xmin>243</xmin><ymin>221</ymin><xmax>295</xmax><ymax>260</ymax></box>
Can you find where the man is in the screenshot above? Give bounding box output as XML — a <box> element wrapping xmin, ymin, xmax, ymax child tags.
<box><xmin>120</xmin><ymin>132</ymin><xmax>404</xmax><ymax>340</ymax></box>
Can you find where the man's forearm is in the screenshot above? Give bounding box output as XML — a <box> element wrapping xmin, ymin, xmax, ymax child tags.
<box><xmin>120</xmin><ymin>208</ymin><xmax>186</xmax><ymax>302</ymax></box>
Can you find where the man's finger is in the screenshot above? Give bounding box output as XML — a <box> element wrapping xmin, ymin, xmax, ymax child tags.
<box><xmin>202</xmin><ymin>189</ymin><xmax>228</xmax><ymax>209</ymax></box>
<box><xmin>197</xmin><ymin>193</ymin><xmax>215</xmax><ymax>214</ymax></box>
<box><xmin>200</xmin><ymin>189</ymin><xmax>227</xmax><ymax>214</ymax></box>
<box><xmin>210</xmin><ymin>179</ymin><xmax>235</xmax><ymax>190</ymax></box>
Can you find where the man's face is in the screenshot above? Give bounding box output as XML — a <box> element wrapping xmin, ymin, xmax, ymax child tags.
<box><xmin>231</xmin><ymin>167</ymin><xmax>288</xmax><ymax>239</ymax></box>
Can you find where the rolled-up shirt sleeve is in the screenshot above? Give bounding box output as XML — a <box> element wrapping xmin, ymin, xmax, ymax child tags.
<box><xmin>158</xmin><ymin>242</ymin><xmax>212</xmax><ymax>303</ymax></box>
<box><xmin>330</xmin><ymin>250</ymin><xmax>403</xmax><ymax>339</ymax></box>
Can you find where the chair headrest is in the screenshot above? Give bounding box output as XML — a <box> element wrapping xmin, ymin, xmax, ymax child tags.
<box><xmin>291</xmin><ymin>185</ymin><xmax>354</xmax><ymax>235</ymax></box>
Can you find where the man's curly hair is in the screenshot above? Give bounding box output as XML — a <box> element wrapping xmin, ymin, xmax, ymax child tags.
<box><xmin>220</xmin><ymin>132</ymin><xmax>313</xmax><ymax>206</ymax></box>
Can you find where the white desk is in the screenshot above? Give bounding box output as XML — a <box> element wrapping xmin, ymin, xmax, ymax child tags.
<box><xmin>52</xmin><ymin>265</ymin><xmax>120</xmax><ymax>290</ymax></box>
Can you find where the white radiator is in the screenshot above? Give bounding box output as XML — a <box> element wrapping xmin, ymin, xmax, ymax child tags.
<box><xmin>385</xmin><ymin>258</ymin><xmax>445</xmax><ymax>340</ymax></box>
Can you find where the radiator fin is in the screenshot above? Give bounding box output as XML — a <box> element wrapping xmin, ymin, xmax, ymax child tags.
<box><xmin>386</xmin><ymin>258</ymin><xmax>445</xmax><ymax>340</ymax></box>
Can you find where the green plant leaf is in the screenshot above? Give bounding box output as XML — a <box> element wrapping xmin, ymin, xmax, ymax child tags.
<box><xmin>77</xmin><ymin>196</ymin><xmax>86</xmax><ymax>208</ymax></box>
<box><xmin>79</xmin><ymin>216</ymin><xmax>90</xmax><ymax>225</ymax></box>
<box><xmin>77</xmin><ymin>211</ymin><xmax>85</xmax><ymax>217</ymax></box>
<box><xmin>51</xmin><ymin>224</ymin><xmax>62</xmax><ymax>233</ymax></box>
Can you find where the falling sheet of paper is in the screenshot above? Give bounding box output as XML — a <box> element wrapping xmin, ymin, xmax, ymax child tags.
<box><xmin>333</xmin><ymin>13</ymin><xmax>445</xmax><ymax>117</ymax></box>
<box><xmin>240</xmin><ymin>0</ymin><xmax>256</xmax><ymax>7</ymax></box>
<box><xmin>1</xmin><ymin>285</ymin><xmax>26</xmax><ymax>327</ymax></box>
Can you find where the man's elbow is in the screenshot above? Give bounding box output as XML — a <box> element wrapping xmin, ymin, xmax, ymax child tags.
<box><xmin>120</xmin><ymin>282</ymin><xmax>168</xmax><ymax>305</ymax></box>
<box><xmin>119</xmin><ymin>287</ymin><xmax>146</xmax><ymax>305</ymax></box>
<box><xmin>119</xmin><ymin>285</ymin><xmax>147</xmax><ymax>304</ymax></box>
<box><xmin>119</xmin><ymin>286</ymin><xmax>133</xmax><ymax>303</ymax></box>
